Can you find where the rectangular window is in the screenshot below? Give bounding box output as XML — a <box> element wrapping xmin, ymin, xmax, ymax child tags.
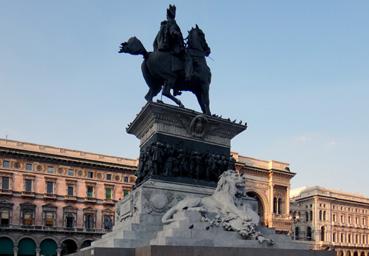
<box><xmin>23</xmin><ymin>212</ymin><xmax>33</xmax><ymax>225</ymax></box>
<box><xmin>87</xmin><ymin>171</ymin><xmax>94</xmax><ymax>179</ymax></box>
<box><xmin>67</xmin><ymin>185</ymin><xmax>74</xmax><ymax>196</ymax></box>
<box><xmin>47</xmin><ymin>166</ymin><xmax>55</xmax><ymax>174</ymax></box>
<box><xmin>105</xmin><ymin>187</ymin><xmax>112</xmax><ymax>200</ymax></box>
<box><xmin>45</xmin><ymin>212</ymin><xmax>54</xmax><ymax>226</ymax></box>
<box><xmin>0</xmin><ymin>210</ymin><xmax>9</xmax><ymax>226</ymax></box>
<box><xmin>2</xmin><ymin>160</ymin><xmax>10</xmax><ymax>168</ymax></box>
<box><xmin>66</xmin><ymin>214</ymin><xmax>75</xmax><ymax>228</ymax></box>
<box><xmin>106</xmin><ymin>174</ymin><xmax>112</xmax><ymax>180</ymax></box>
<box><xmin>67</xmin><ymin>169</ymin><xmax>74</xmax><ymax>176</ymax></box>
<box><xmin>84</xmin><ymin>213</ymin><xmax>94</xmax><ymax>230</ymax></box>
<box><xmin>87</xmin><ymin>186</ymin><xmax>94</xmax><ymax>198</ymax></box>
<box><xmin>46</xmin><ymin>181</ymin><xmax>54</xmax><ymax>194</ymax></box>
<box><xmin>103</xmin><ymin>215</ymin><xmax>113</xmax><ymax>230</ymax></box>
<box><xmin>25</xmin><ymin>179</ymin><xmax>33</xmax><ymax>192</ymax></box>
<box><xmin>26</xmin><ymin>163</ymin><xmax>33</xmax><ymax>171</ymax></box>
<box><xmin>1</xmin><ymin>177</ymin><xmax>9</xmax><ymax>190</ymax></box>
<box><xmin>123</xmin><ymin>189</ymin><xmax>130</xmax><ymax>197</ymax></box>
<box><xmin>124</xmin><ymin>176</ymin><xmax>129</xmax><ymax>183</ymax></box>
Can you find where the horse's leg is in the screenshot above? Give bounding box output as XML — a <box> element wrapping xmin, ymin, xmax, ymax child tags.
<box><xmin>162</xmin><ymin>79</ymin><xmax>184</xmax><ymax>108</ymax></box>
<box><xmin>142</xmin><ymin>61</ymin><xmax>162</xmax><ymax>102</ymax></box>
<box><xmin>195</xmin><ymin>90</ymin><xmax>206</xmax><ymax>114</ymax></box>
<box><xmin>200</xmin><ymin>82</ymin><xmax>211</xmax><ymax>115</ymax></box>
<box><xmin>204</xmin><ymin>84</ymin><xmax>211</xmax><ymax>115</ymax></box>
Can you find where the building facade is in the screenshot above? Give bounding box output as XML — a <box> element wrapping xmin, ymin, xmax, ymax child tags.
<box><xmin>233</xmin><ymin>152</ymin><xmax>295</xmax><ymax>233</ymax></box>
<box><xmin>0</xmin><ymin>139</ymin><xmax>137</xmax><ymax>256</ymax></box>
<box><xmin>0</xmin><ymin>138</ymin><xmax>295</xmax><ymax>255</ymax></box>
<box><xmin>291</xmin><ymin>186</ymin><xmax>369</xmax><ymax>256</ymax></box>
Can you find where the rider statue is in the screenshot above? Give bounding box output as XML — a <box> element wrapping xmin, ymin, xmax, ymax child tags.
<box><xmin>153</xmin><ymin>5</ymin><xmax>193</xmax><ymax>85</ymax></box>
<box><xmin>119</xmin><ymin>5</ymin><xmax>212</xmax><ymax>115</ymax></box>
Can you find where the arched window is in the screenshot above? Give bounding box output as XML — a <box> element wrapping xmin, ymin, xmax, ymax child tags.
<box><xmin>0</xmin><ymin>237</ymin><xmax>14</xmax><ymax>255</ymax></box>
<box><xmin>306</xmin><ymin>226</ymin><xmax>312</xmax><ymax>241</ymax></box>
<box><xmin>348</xmin><ymin>234</ymin><xmax>351</xmax><ymax>243</ymax></box>
<box><xmin>323</xmin><ymin>211</ymin><xmax>326</xmax><ymax>221</ymax></box>
<box><xmin>341</xmin><ymin>233</ymin><xmax>344</xmax><ymax>243</ymax></box>
<box><xmin>319</xmin><ymin>210</ymin><xmax>322</xmax><ymax>221</ymax></box>
<box><xmin>40</xmin><ymin>239</ymin><xmax>57</xmax><ymax>256</ymax></box>
<box><xmin>310</xmin><ymin>210</ymin><xmax>313</xmax><ymax>221</ymax></box>
<box><xmin>61</xmin><ymin>239</ymin><xmax>78</xmax><ymax>255</ymax></box>
<box><xmin>18</xmin><ymin>238</ymin><xmax>36</xmax><ymax>256</ymax></box>
<box><xmin>294</xmin><ymin>226</ymin><xmax>300</xmax><ymax>240</ymax></box>
<box><xmin>320</xmin><ymin>226</ymin><xmax>325</xmax><ymax>241</ymax></box>
<box><xmin>333</xmin><ymin>233</ymin><xmax>336</xmax><ymax>242</ymax></box>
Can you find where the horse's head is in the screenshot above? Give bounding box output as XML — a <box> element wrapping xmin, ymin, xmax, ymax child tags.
<box><xmin>215</xmin><ymin>170</ymin><xmax>245</xmax><ymax>197</ymax></box>
<box><xmin>187</xmin><ymin>25</ymin><xmax>211</xmax><ymax>57</ymax></box>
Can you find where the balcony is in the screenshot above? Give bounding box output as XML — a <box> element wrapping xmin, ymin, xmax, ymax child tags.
<box><xmin>85</xmin><ymin>197</ymin><xmax>97</xmax><ymax>203</ymax></box>
<box><xmin>65</xmin><ymin>195</ymin><xmax>77</xmax><ymax>201</ymax></box>
<box><xmin>103</xmin><ymin>199</ymin><xmax>115</xmax><ymax>205</ymax></box>
<box><xmin>21</xmin><ymin>191</ymin><xmax>35</xmax><ymax>197</ymax></box>
<box><xmin>44</xmin><ymin>193</ymin><xmax>57</xmax><ymax>200</ymax></box>
<box><xmin>0</xmin><ymin>188</ymin><xmax>12</xmax><ymax>195</ymax></box>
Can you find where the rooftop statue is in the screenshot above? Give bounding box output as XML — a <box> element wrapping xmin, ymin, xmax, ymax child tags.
<box><xmin>119</xmin><ymin>4</ymin><xmax>212</xmax><ymax>115</ymax></box>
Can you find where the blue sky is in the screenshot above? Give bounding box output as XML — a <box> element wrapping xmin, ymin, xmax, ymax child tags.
<box><xmin>1</xmin><ymin>1</ymin><xmax>368</xmax><ymax>195</ymax></box>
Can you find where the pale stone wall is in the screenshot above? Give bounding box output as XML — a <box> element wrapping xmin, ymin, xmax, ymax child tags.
<box><xmin>291</xmin><ymin>186</ymin><xmax>369</xmax><ymax>256</ymax></box>
<box><xmin>233</xmin><ymin>153</ymin><xmax>294</xmax><ymax>233</ymax></box>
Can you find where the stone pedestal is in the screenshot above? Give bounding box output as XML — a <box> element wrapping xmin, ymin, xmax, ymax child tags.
<box><xmin>91</xmin><ymin>178</ymin><xmax>214</xmax><ymax>249</ymax></box>
<box><xmin>127</xmin><ymin>102</ymin><xmax>246</xmax><ymax>184</ymax></box>
<box><xmin>85</xmin><ymin>103</ymin><xmax>333</xmax><ymax>256</ymax></box>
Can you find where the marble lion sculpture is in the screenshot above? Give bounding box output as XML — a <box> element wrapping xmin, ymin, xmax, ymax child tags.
<box><xmin>161</xmin><ymin>170</ymin><xmax>273</xmax><ymax>245</ymax></box>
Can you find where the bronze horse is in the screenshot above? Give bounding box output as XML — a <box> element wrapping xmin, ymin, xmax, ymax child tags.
<box><xmin>119</xmin><ymin>26</ymin><xmax>212</xmax><ymax>115</ymax></box>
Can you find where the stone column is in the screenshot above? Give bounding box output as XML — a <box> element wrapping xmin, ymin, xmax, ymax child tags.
<box><xmin>13</xmin><ymin>246</ymin><xmax>18</xmax><ymax>256</ymax></box>
<box><xmin>268</xmin><ymin>173</ymin><xmax>274</xmax><ymax>227</ymax></box>
<box><xmin>56</xmin><ymin>247</ymin><xmax>62</xmax><ymax>256</ymax></box>
<box><xmin>36</xmin><ymin>248</ymin><xmax>41</xmax><ymax>256</ymax></box>
<box><xmin>314</xmin><ymin>196</ymin><xmax>318</xmax><ymax>241</ymax></box>
<box><xmin>286</xmin><ymin>186</ymin><xmax>290</xmax><ymax>216</ymax></box>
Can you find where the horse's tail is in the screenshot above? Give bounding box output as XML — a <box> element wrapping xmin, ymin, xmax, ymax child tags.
<box><xmin>119</xmin><ymin>37</ymin><xmax>149</xmax><ymax>59</ymax></box>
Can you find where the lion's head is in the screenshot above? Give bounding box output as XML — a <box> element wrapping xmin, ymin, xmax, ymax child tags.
<box><xmin>215</xmin><ymin>170</ymin><xmax>245</xmax><ymax>196</ymax></box>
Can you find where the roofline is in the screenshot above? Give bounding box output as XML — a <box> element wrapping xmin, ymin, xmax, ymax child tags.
<box><xmin>0</xmin><ymin>138</ymin><xmax>137</xmax><ymax>168</ymax></box>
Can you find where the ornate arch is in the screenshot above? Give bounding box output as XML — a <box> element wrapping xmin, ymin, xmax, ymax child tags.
<box><xmin>0</xmin><ymin>235</ymin><xmax>15</xmax><ymax>244</ymax></box>
<box><xmin>245</xmin><ymin>189</ymin><xmax>269</xmax><ymax>225</ymax></box>
<box><xmin>16</xmin><ymin>235</ymin><xmax>38</xmax><ymax>246</ymax></box>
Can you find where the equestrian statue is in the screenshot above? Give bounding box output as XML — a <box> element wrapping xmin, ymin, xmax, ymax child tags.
<box><xmin>119</xmin><ymin>5</ymin><xmax>212</xmax><ymax>115</ymax></box>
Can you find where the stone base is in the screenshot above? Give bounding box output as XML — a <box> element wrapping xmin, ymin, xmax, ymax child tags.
<box><xmin>91</xmin><ymin>178</ymin><xmax>214</xmax><ymax>249</ymax></box>
<box><xmin>76</xmin><ymin>245</ymin><xmax>334</xmax><ymax>256</ymax></box>
<box><xmin>91</xmin><ymin>179</ymin><xmax>314</xmax><ymax>252</ymax></box>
